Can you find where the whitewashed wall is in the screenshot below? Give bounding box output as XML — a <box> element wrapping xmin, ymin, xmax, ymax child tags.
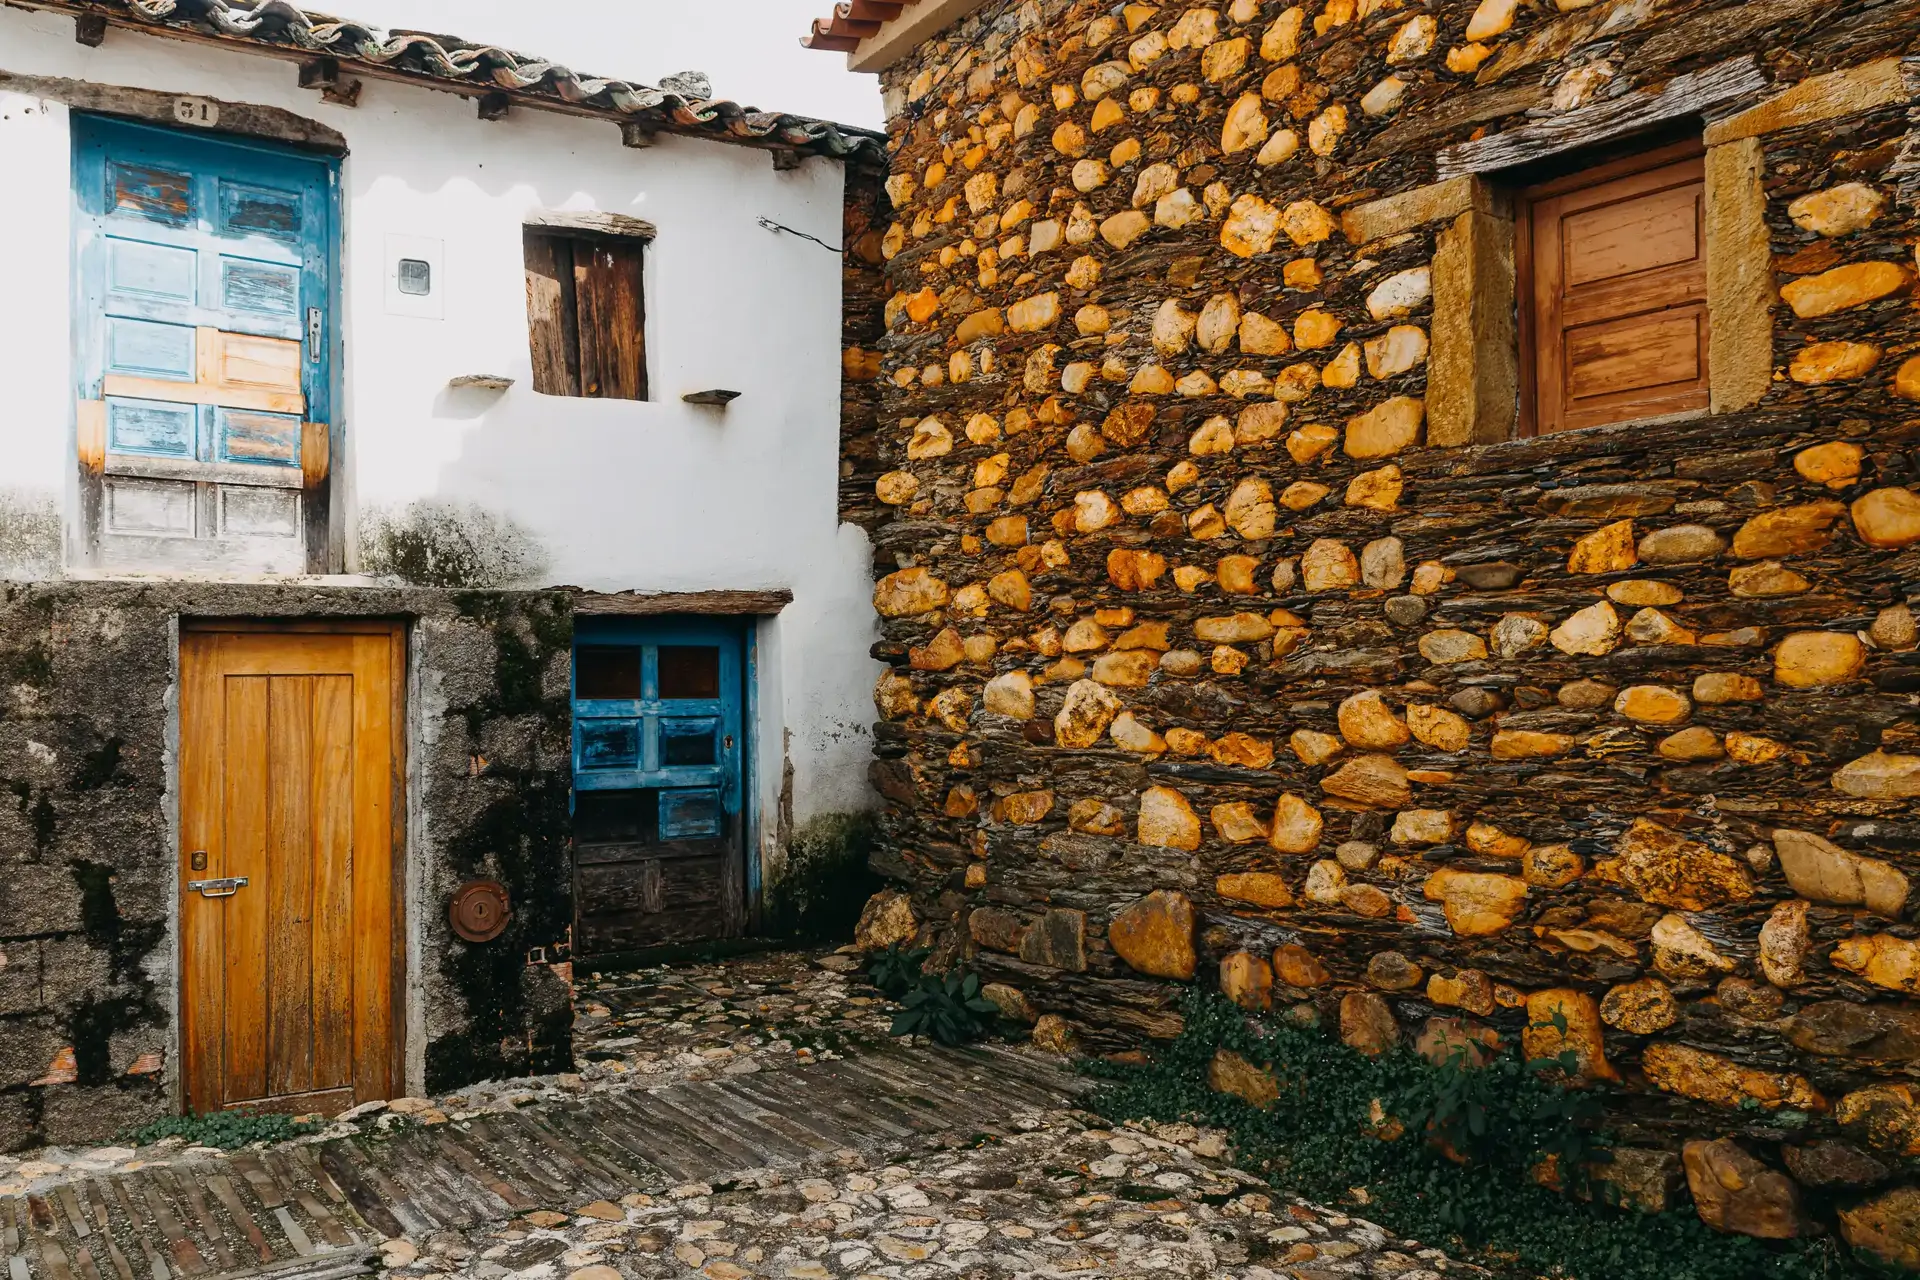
<box><xmin>0</xmin><ymin>6</ymin><xmax>879</xmax><ymax>827</ymax></box>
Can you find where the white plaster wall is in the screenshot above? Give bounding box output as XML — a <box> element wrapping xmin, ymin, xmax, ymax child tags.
<box><xmin>0</xmin><ymin>8</ymin><xmax>879</xmax><ymax>825</ymax></box>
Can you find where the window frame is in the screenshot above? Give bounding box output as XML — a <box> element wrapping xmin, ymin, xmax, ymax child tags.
<box><xmin>1513</xmin><ymin>136</ymin><xmax>1712</xmax><ymax>438</ymax></box>
<box><xmin>522</xmin><ymin>220</ymin><xmax>651</xmax><ymax>401</ymax></box>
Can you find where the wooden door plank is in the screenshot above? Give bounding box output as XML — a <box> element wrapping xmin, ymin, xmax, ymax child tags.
<box><xmin>178</xmin><ymin>636</ymin><xmax>225</xmax><ymax>1116</ymax></box>
<box><xmin>309</xmin><ymin>675</ymin><xmax>354</xmax><ymax>1094</ymax></box>
<box><xmin>221</xmin><ymin>671</ymin><xmax>272</xmax><ymax>1105</ymax></box>
<box><xmin>522</xmin><ymin>232</ymin><xmax>580</xmax><ymax>397</ymax></box>
<box><xmin>266</xmin><ymin>676</ymin><xmax>316</xmax><ymax>1100</ymax></box>
<box><xmin>348</xmin><ymin>635</ymin><xmax>396</xmax><ymax>1105</ymax></box>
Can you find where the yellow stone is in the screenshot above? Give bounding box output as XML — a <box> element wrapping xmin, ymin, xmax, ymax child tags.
<box><xmin>1729</xmin><ymin>561</ymin><xmax>1810</xmax><ymax>597</ymax></box>
<box><xmin>1338</xmin><ymin>690</ymin><xmax>1409</xmax><ymax>749</ymax></box>
<box><xmin>1549</xmin><ymin>600</ymin><xmax>1620</xmax><ymax>655</ymax></box>
<box><xmin>1290</xmin><ymin>729</ymin><xmax>1343</xmax><ymax>765</ymax></box>
<box><xmin>1054</xmin><ymin>679</ymin><xmax>1122</xmax><ymax>748</ymax></box>
<box><xmin>1321</xmin><ymin>754</ymin><xmax>1411</xmax><ymax>809</ymax></box>
<box><xmin>1788</xmin><ymin>182</ymin><xmax>1887</xmax><ymax>237</ymax></box>
<box><xmin>1280</xmin><ymin>199</ymin><xmax>1336</xmax><ymax>245</ymax></box>
<box><xmin>1217</xmin><ymin>871</ymin><xmax>1293</xmax><ymax>908</ymax></box>
<box><xmin>1852</xmin><ymin>487</ymin><xmax>1920</xmax><ymax>548</ymax></box>
<box><xmin>1490</xmin><ymin>730</ymin><xmax>1573</xmax><ymax>759</ymax></box>
<box><xmin>1731</xmin><ymin>500</ymin><xmax>1846</xmax><ymax>557</ymax></box>
<box><xmin>1833</xmin><ymin>933</ymin><xmax>1920</xmax><ymax>994</ymax></box>
<box><xmin>1007</xmin><ymin>292</ymin><xmax>1060</xmax><ymax>333</ymax></box>
<box><xmin>1796</xmin><ymin>441</ymin><xmax>1865</xmax><ymax>488</ymax></box>
<box><xmin>1614</xmin><ymin>684</ymin><xmax>1691</xmax><ymax>724</ymax></box>
<box><xmin>1465</xmin><ymin>822</ymin><xmax>1528</xmax><ymax>859</ymax></box>
<box><xmin>1522</xmin><ymin>989</ymin><xmax>1615</xmax><ymax>1083</ymax></box>
<box><xmin>1780</xmin><ymin>261</ymin><xmax>1910</xmax><ymax>318</ymax></box>
<box><xmin>1269</xmin><ymin>793</ymin><xmax>1324</xmax><ymax>853</ymax></box>
<box><xmin>1301</xmin><ymin>539</ymin><xmax>1359</xmax><ymax>591</ymax></box>
<box><xmin>1344</xmin><ymin>396</ymin><xmax>1424</xmax><ymax>458</ymax></box>
<box><xmin>1790</xmin><ymin>340</ymin><xmax>1880</xmax><ymax>384</ymax></box>
<box><xmin>1137</xmin><ymin>787</ymin><xmax>1201</xmax><ymax>850</ymax></box>
<box><xmin>1607</xmin><ymin>579</ymin><xmax>1682</xmax><ymax>607</ymax></box>
<box><xmin>1774</xmin><ymin>631</ymin><xmax>1866</xmax><ymax>687</ymax></box>
<box><xmin>1406</xmin><ymin>704</ymin><xmax>1469</xmax><ymax>751</ymax></box>
<box><xmin>1108</xmin><ymin>889</ymin><xmax>1197</xmax><ymax>979</ymax></box>
<box><xmin>1423</xmin><ymin>869</ymin><xmax>1528</xmax><ymax>936</ymax></box>
<box><xmin>1600</xmin><ymin>979</ymin><xmax>1677</xmax><ymax>1033</ymax></box>
<box><xmin>1210</xmin><ymin>803</ymin><xmax>1269</xmax><ymax>844</ymax></box>
<box><xmin>873</xmin><ymin>568</ymin><xmax>949</xmax><ymax>617</ymax></box>
<box><xmin>1209</xmin><ymin>1048</ymin><xmax>1278</xmax><ymax>1107</ymax></box>
<box><xmin>1568</xmin><ymin>519</ymin><xmax>1636</xmax><ymax>573</ymax></box>
<box><xmin>1694</xmin><ymin>672</ymin><xmax>1763</xmax><ymax>703</ymax></box>
<box><xmin>1898</xmin><ymin>356</ymin><xmax>1920</xmax><ymax>401</ymax></box>
<box><xmin>982</xmin><ymin>671</ymin><xmax>1034</xmax><ymax>719</ymax></box>
<box><xmin>1345</xmin><ymin>464</ymin><xmax>1404</xmax><ymax>510</ymax></box>
<box><xmin>1643</xmin><ymin>1042</ymin><xmax>1824</xmax><ymax>1112</ymax></box>
<box><xmin>1592</xmin><ymin>818</ymin><xmax>1754</xmax><ymax>910</ymax></box>
<box><xmin>1092</xmin><ymin>649</ymin><xmax>1157</xmax><ymax>687</ymax></box>
<box><xmin>1221</xmin><ymin>194</ymin><xmax>1280</xmax><ymax>257</ymax></box>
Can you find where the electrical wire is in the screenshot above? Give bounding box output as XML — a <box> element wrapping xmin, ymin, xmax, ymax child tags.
<box><xmin>757</xmin><ymin>216</ymin><xmax>843</xmax><ymax>252</ymax></box>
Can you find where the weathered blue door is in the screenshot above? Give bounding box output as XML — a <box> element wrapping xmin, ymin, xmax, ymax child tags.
<box><xmin>73</xmin><ymin>114</ymin><xmax>336</xmax><ymax>573</ymax></box>
<box><xmin>571</xmin><ymin>619</ymin><xmax>747</xmax><ymax>953</ymax></box>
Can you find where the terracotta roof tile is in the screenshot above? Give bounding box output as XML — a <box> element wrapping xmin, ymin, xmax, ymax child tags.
<box><xmin>801</xmin><ymin>1</ymin><xmax>914</xmax><ymax>54</ymax></box>
<box><xmin>32</xmin><ymin>0</ymin><xmax>885</xmax><ymax>160</ymax></box>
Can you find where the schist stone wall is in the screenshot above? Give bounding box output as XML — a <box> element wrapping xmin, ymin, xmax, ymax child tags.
<box><xmin>848</xmin><ymin>0</ymin><xmax>1920</xmax><ymax>1251</ymax></box>
<box><xmin>0</xmin><ymin>583</ymin><xmax>574</xmax><ymax>1149</ymax></box>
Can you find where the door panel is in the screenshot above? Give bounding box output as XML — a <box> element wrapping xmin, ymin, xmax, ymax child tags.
<box><xmin>572</xmin><ymin>620</ymin><xmax>747</xmax><ymax>955</ymax></box>
<box><xmin>1524</xmin><ymin>150</ymin><xmax>1709</xmax><ymax>435</ymax></box>
<box><xmin>180</xmin><ymin>628</ymin><xmax>403</xmax><ymax>1116</ymax></box>
<box><xmin>74</xmin><ymin>115</ymin><xmax>335</xmax><ymax>573</ymax></box>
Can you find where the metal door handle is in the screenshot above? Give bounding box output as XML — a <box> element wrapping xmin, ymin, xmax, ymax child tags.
<box><xmin>187</xmin><ymin>877</ymin><xmax>249</xmax><ymax>898</ymax></box>
<box><xmin>307</xmin><ymin>308</ymin><xmax>324</xmax><ymax>364</ymax></box>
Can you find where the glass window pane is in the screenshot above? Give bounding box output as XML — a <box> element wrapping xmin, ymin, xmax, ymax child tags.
<box><xmin>580</xmin><ymin>720</ymin><xmax>639</xmax><ymax>769</ymax></box>
<box><xmin>576</xmin><ymin>647</ymin><xmax>640</xmax><ymax>699</ymax></box>
<box><xmin>658</xmin><ymin>646</ymin><xmax>720</xmax><ymax>699</ymax></box>
<box><xmin>574</xmin><ymin>789</ymin><xmax>656</xmax><ymax>845</ymax></box>
<box><xmin>661</xmin><ymin>718</ymin><xmax>718</xmax><ymax>767</ymax></box>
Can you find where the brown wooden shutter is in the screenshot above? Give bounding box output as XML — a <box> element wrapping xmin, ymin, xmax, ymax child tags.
<box><xmin>523</xmin><ymin>231</ymin><xmax>647</xmax><ymax>400</ymax></box>
<box><xmin>1521</xmin><ymin>145</ymin><xmax>1709</xmax><ymax>435</ymax></box>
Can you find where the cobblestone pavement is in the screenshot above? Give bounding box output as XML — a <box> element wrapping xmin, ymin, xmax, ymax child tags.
<box><xmin>375</xmin><ymin>1112</ymin><xmax>1483</xmax><ymax>1280</ymax></box>
<box><xmin>3</xmin><ymin>949</ymin><xmax>1482</xmax><ymax>1280</ymax></box>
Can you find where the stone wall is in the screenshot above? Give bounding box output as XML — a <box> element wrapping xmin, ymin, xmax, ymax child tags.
<box><xmin>0</xmin><ymin>582</ymin><xmax>574</xmax><ymax>1149</ymax></box>
<box><xmin>851</xmin><ymin>0</ymin><xmax>1920</xmax><ymax>1252</ymax></box>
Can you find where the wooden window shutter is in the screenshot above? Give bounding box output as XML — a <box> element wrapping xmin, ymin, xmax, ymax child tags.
<box><xmin>523</xmin><ymin>230</ymin><xmax>647</xmax><ymax>400</ymax></box>
<box><xmin>1520</xmin><ymin>144</ymin><xmax>1709</xmax><ymax>435</ymax></box>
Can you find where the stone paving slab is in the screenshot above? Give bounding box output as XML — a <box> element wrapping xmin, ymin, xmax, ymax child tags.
<box><xmin>2</xmin><ymin>1044</ymin><xmax>1088</xmax><ymax>1280</ymax></box>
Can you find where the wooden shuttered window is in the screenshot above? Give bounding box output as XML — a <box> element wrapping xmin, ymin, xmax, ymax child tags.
<box><xmin>1518</xmin><ymin>142</ymin><xmax>1709</xmax><ymax>435</ymax></box>
<box><xmin>523</xmin><ymin>230</ymin><xmax>647</xmax><ymax>400</ymax></box>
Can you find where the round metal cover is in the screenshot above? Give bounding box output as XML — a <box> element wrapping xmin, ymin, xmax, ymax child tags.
<box><xmin>449</xmin><ymin>880</ymin><xmax>511</xmax><ymax>943</ymax></box>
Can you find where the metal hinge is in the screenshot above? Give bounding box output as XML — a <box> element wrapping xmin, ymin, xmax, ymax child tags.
<box><xmin>187</xmin><ymin>877</ymin><xmax>249</xmax><ymax>898</ymax></box>
<box><xmin>307</xmin><ymin>307</ymin><xmax>323</xmax><ymax>364</ymax></box>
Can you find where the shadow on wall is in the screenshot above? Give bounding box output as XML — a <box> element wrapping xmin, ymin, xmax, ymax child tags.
<box><xmin>0</xmin><ymin>489</ymin><xmax>62</xmax><ymax>579</ymax></box>
<box><xmin>357</xmin><ymin>499</ymin><xmax>549</xmax><ymax>588</ymax></box>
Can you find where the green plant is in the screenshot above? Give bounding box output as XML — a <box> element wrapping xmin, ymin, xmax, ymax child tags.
<box><xmin>867</xmin><ymin>942</ymin><xmax>931</xmax><ymax>999</ymax></box>
<box><xmin>1084</xmin><ymin>992</ymin><xmax>1867</xmax><ymax>1280</ymax></box>
<box><xmin>122</xmin><ymin>1111</ymin><xmax>317</xmax><ymax>1150</ymax></box>
<box><xmin>890</xmin><ymin>968</ymin><xmax>999</xmax><ymax>1046</ymax></box>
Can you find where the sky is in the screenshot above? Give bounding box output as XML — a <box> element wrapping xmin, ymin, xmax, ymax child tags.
<box><xmin>342</xmin><ymin>0</ymin><xmax>886</xmax><ymax>129</ymax></box>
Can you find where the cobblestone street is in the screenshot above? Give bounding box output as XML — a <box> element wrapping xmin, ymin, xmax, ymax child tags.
<box><xmin>2</xmin><ymin>951</ymin><xmax>1478</xmax><ymax>1280</ymax></box>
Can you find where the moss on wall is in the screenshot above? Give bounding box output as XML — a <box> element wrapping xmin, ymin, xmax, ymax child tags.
<box><xmin>763</xmin><ymin>811</ymin><xmax>884</xmax><ymax>941</ymax></box>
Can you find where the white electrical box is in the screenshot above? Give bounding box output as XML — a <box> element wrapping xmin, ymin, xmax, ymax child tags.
<box><xmin>383</xmin><ymin>233</ymin><xmax>444</xmax><ymax>319</ymax></box>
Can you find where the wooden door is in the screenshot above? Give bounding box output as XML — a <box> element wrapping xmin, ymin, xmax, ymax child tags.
<box><xmin>571</xmin><ymin>620</ymin><xmax>746</xmax><ymax>955</ymax></box>
<box><xmin>73</xmin><ymin>114</ymin><xmax>336</xmax><ymax>573</ymax></box>
<box><xmin>180</xmin><ymin>625</ymin><xmax>404</xmax><ymax>1116</ymax></box>
<box><xmin>1521</xmin><ymin>144</ymin><xmax>1709</xmax><ymax>435</ymax></box>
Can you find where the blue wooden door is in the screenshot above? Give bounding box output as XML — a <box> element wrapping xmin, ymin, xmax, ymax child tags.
<box><xmin>73</xmin><ymin>114</ymin><xmax>336</xmax><ymax>573</ymax></box>
<box><xmin>571</xmin><ymin>619</ymin><xmax>747</xmax><ymax>953</ymax></box>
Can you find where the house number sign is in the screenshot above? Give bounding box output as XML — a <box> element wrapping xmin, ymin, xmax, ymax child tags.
<box><xmin>172</xmin><ymin>97</ymin><xmax>221</xmax><ymax>127</ymax></box>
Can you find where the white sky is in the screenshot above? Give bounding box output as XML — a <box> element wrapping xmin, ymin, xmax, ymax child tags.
<box><xmin>343</xmin><ymin>0</ymin><xmax>886</xmax><ymax>129</ymax></box>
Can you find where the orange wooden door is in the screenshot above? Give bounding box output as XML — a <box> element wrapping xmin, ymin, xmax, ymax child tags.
<box><xmin>1524</xmin><ymin>147</ymin><xmax>1709</xmax><ymax>434</ymax></box>
<box><xmin>180</xmin><ymin>625</ymin><xmax>404</xmax><ymax>1115</ymax></box>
